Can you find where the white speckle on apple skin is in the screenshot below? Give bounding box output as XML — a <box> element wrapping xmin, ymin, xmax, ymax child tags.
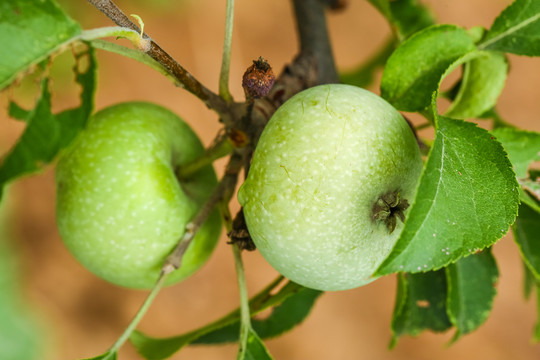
<box><xmin>238</xmin><ymin>84</ymin><xmax>423</xmax><ymax>291</ymax></box>
<box><xmin>56</xmin><ymin>102</ymin><xmax>221</xmax><ymax>289</ymax></box>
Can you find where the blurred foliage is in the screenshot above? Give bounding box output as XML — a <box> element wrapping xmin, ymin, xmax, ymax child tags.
<box><xmin>0</xmin><ymin>189</ymin><xmax>43</xmax><ymax>360</ymax></box>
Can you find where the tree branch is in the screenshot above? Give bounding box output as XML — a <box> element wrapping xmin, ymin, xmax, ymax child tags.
<box><xmin>86</xmin><ymin>0</ymin><xmax>231</xmax><ymax>120</ymax></box>
<box><xmin>291</xmin><ymin>0</ymin><xmax>339</xmax><ymax>84</ymax></box>
<box><xmin>162</xmin><ymin>149</ymin><xmax>246</xmax><ymax>273</ymax></box>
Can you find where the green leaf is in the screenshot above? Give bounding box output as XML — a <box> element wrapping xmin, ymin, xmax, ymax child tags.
<box><xmin>390</xmin><ymin>271</ymin><xmax>451</xmax><ymax>348</ymax></box>
<box><xmin>8</xmin><ymin>102</ymin><xmax>32</xmax><ymax>122</ymax></box>
<box><xmin>0</xmin><ymin>0</ymin><xmax>81</xmax><ymax>89</ymax></box>
<box><xmin>519</xmin><ymin>187</ymin><xmax>540</xmax><ymax>215</ymax></box>
<box><xmin>491</xmin><ymin>127</ymin><xmax>540</xmax><ymax>178</ymax></box>
<box><xmin>131</xmin><ymin>280</ymin><xmax>320</xmax><ymax>360</ymax></box>
<box><xmin>388</xmin><ymin>0</ymin><xmax>435</xmax><ymax>40</ymax></box>
<box><xmin>130</xmin><ymin>332</ymin><xmax>192</xmax><ymax>360</ymax></box>
<box><xmin>238</xmin><ymin>329</ymin><xmax>273</xmax><ymax>360</ymax></box>
<box><xmin>513</xmin><ymin>202</ymin><xmax>540</xmax><ymax>280</ymax></box>
<box><xmin>368</xmin><ymin>0</ymin><xmax>435</xmax><ymax>41</ymax></box>
<box><xmin>522</xmin><ymin>178</ymin><xmax>540</xmax><ymax>202</ymax></box>
<box><xmin>376</xmin><ymin>117</ymin><xmax>519</xmax><ymax>275</ymax></box>
<box><xmin>381</xmin><ymin>25</ymin><xmax>476</xmax><ymax>111</ymax></box>
<box><xmin>0</xmin><ymin>190</ymin><xmax>42</xmax><ymax>360</ymax></box>
<box><xmin>535</xmin><ymin>286</ymin><xmax>540</xmax><ymax>342</ymax></box>
<box><xmin>340</xmin><ymin>38</ymin><xmax>395</xmax><ymax>88</ymax></box>
<box><xmin>445</xmin><ymin>250</ymin><xmax>499</xmax><ymax>342</ymax></box>
<box><xmin>83</xmin><ymin>351</ymin><xmax>117</xmax><ymax>360</ymax></box>
<box><xmin>479</xmin><ymin>0</ymin><xmax>540</xmax><ymax>56</ymax></box>
<box><xmin>0</xmin><ymin>46</ymin><xmax>96</xmax><ymax>198</ymax></box>
<box><xmin>445</xmin><ymin>51</ymin><xmax>508</xmax><ymax>119</ymax></box>
<box><xmin>193</xmin><ymin>287</ymin><xmax>322</xmax><ymax>344</ymax></box>
<box><xmin>367</xmin><ymin>0</ymin><xmax>391</xmax><ymax>17</ymax></box>
<box><xmin>523</xmin><ymin>260</ymin><xmax>536</xmax><ymax>300</ymax></box>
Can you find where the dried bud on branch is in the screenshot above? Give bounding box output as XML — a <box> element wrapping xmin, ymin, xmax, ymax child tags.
<box><xmin>242</xmin><ymin>57</ymin><xmax>275</xmax><ymax>99</ymax></box>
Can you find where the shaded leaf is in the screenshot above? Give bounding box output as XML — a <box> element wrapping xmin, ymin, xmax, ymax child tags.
<box><xmin>445</xmin><ymin>51</ymin><xmax>508</xmax><ymax>119</ymax></box>
<box><xmin>0</xmin><ymin>189</ymin><xmax>42</xmax><ymax>360</ymax></box>
<box><xmin>390</xmin><ymin>271</ymin><xmax>451</xmax><ymax>348</ymax></box>
<box><xmin>238</xmin><ymin>329</ymin><xmax>273</xmax><ymax>360</ymax></box>
<box><xmin>340</xmin><ymin>38</ymin><xmax>395</xmax><ymax>88</ymax></box>
<box><xmin>0</xmin><ymin>0</ymin><xmax>81</xmax><ymax>89</ymax></box>
<box><xmin>131</xmin><ymin>281</ymin><xmax>319</xmax><ymax>360</ymax></box>
<box><xmin>83</xmin><ymin>351</ymin><xmax>117</xmax><ymax>360</ymax></box>
<box><xmin>194</xmin><ymin>287</ymin><xmax>322</xmax><ymax>344</ymax></box>
<box><xmin>367</xmin><ymin>0</ymin><xmax>435</xmax><ymax>40</ymax></box>
<box><xmin>8</xmin><ymin>102</ymin><xmax>32</xmax><ymax>122</ymax></box>
<box><xmin>513</xmin><ymin>202</ymin><xmax>540</xmax><ymax>280</ymax></box>
<box><xmin>377</xmin><ymin>117</ymin><xmax>519</xmax><ymax>275</ymax></box>
<box><xmin>523</xmin><ymin>260</ymin><xmax>536</xmax><ymax>300</ymax></box>
<box><xmin>519</xmin><ymin>187</ymin><xmax>540</xmax><ymax>215</ymax></box>
<box><xmin>491</xmin><ymin>127</ymin><xmax>540</xmax><ymax>178</ymax></box>
<box><xmin>0</xmin><ymin>46</ymin><xmax>97</xmax><ymax>199</ymax></box>
<box><xmin>535</xmin><ymin>286</ymin><xmax>540</xmax><ymax>342</ymax></box>
<box><xmin>381</xmin><ymin>25</ymin><xmax>476</xmax><ymax>111</ymax></box>
<box><xmin>446</xmin><ymin>250</ymin><xmax>499</xmax><ymax>342</ymax></box>
<box><xmin>480</xmin><ymin>0</ymin><xmax>540</xmax><ymax>56</ymax></box>
<box><xmin>521</xmin><ymin>178</ymin><xmax>540</xmax><ymax>202</ymax></box>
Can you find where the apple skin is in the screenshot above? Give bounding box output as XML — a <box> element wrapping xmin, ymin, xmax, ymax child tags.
<box><xmin>238</xmin><ymin>84</ymin><xmax>422</xmax><ymax>291</ymax></box>
<box><xmin>56</xmin><ymin>102</ymin><xmax>221</xmax><ymax>289</ymax></box>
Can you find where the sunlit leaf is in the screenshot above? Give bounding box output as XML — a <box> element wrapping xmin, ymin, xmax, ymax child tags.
<box><xmin>480</xmin><ymin>0</ymin><xmax>540</xmax><ymax>56</ymax></box>
<box><xmin>377</xmin><ymin>117</ymin><xmax>519</xmax><ymax>275</ymax></box>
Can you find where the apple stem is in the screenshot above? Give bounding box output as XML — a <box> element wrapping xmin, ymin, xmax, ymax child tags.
<box><xmin>164</xmin><ymin>150</ymin><xmax>246</xmax><ymax>272</ymax></box>
<box><xmin>219</xmin><ymin>0</ymin><xmax>235</xmax><ymax>103</ymax></box>
<box><xmin>177</xmin><ymin>133</ymin><xmax>236</xmax><ymax>179</ymax></box>
<box><xmin>108</xmin><ymin>272</ymin><xmax>168</xmax><ymax>355</ymax></box>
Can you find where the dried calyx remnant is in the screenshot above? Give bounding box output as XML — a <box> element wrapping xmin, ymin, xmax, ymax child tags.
<box><xmin>228</xmin><ymin>210</ymin><xmax>256</xmax><ymax>251</ymax></box>
<box><xmin>371</xmin><ymin>190</ymin><xmax>410</xmax><ymax>233</ymax></box>
<box><xmin>242</xmin><ymin>57</ymin><xmax>275</xmax><ymax>99</ymax></box>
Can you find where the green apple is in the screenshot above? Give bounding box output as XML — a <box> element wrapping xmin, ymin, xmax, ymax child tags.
<box><xmin>56</xmin><ymin>102</ymin><xmax>221</xmax><ymax>289</ymax></box>
<box><xmin>238</xmin><ymin>84</ymin><xmax>422</xmax><ymax>291</ymax></box>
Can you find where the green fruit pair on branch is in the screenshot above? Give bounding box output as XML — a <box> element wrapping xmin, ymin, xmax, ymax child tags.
<box><xmin>56</xmin><ymin>84</ymin><xmax>422</xmax><ymax>291</ymax></box>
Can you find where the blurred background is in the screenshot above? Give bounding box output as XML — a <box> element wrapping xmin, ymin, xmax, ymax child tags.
<box><xmin>1</xmin><ymin>0</ymin><xmax>540</xmax><ymax>359</ymax></box>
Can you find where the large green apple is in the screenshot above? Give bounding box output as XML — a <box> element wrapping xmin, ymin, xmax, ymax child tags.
<box><xmin>56</xmin><ymin>102</ymin><xmax>221</xmax><ymax>289</ymax></box>
<box><xmin>238</xmin><ymin>84</ymin><xmax>423</xmax><ymax>291</ymax></box>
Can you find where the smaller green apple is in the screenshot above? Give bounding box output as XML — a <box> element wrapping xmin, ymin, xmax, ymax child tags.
<box><xmin>238</xmin><ymin>84</ymin><xmax>423</xmax><ymax>291</ymax></box>
<box><xmin>56</xmin><ymin>102</ymin><xmax>221</xmax><ymax>289</ymax></box>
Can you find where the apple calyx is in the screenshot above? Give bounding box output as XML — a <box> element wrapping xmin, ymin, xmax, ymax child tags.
<box><xmin>371</xmin><ymin>190</ymin><xmax>410</xmax><ymax>234</ymax></box>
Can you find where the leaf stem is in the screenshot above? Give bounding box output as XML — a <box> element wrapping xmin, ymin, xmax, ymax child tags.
<box><xmin>219</xmin><ymin>0</ymin><xmax>235</xmax><ymax>102</ymax></box>
<box><xmin>88</xmin><ymin>39</ymin><xmax>181</xmax><ymax>86</ymax></box>
<box><xmin>79</xmin><ymin>26</ymin><xmax>142</xmax><ymax>43</ymax></box>
<box><xmin>177</xmin><ymin>134</ymin><xmax>235</xmax><ymax>180</ymax></box>
<box><xmin>232</xmin><ymin>243</ymin><xmax>253</xmax><ymax>358</ymax></box>
<box><xmin>163</xmin><ymin>150</ymin><xmax>245</xmax><ymax>273</ymax></box>
<box><xmin>109</xmin><ymin>273</ymin><xmax>168</xmax><ymax>354</ymax></box>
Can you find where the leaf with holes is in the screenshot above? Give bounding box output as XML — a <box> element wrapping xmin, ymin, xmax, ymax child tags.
<box><xmin>390</xmin><ymin>270</ymin><xmax>451</xmax><ymax>347</ymax></box>
<box><xmin>0</xmin><ymin>46</ymin><xmax>96</xmax><ymax>199</ymax></box>
<box><xmin>0</xmin><ymin>0</ymin><xmax>81</xmax><ymax>89</ymax></box>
